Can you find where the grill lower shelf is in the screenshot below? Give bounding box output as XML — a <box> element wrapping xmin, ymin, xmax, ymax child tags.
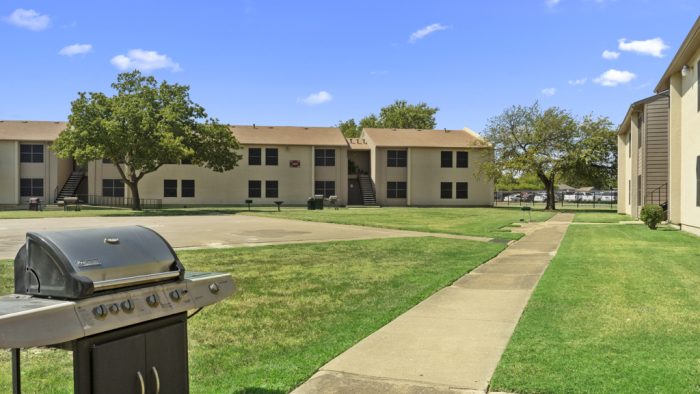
<box><xmin>0</xmin><ymin>272</ymin><xmax>234</xmax><ymax>349</ymax></box>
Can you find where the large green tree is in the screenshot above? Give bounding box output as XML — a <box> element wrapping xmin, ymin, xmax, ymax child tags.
<box><xmin>52</xmin><ymin>71</ymin><xmax>241</xmax><ymax>210</ymax></box>
<box><xmin>482</xmin><ymin>103</ymin><xmax>616</xmax><ymax>210</ymax></box>
<box><xmin>337</xmin><ymin>100</ymin><xmax>438</xmax><ymax>137</ymax></box>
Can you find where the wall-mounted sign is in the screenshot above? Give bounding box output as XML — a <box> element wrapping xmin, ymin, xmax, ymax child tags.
<box><xmin>289</xmin><ymin>160</ymin><xmax>301</xmax><ymax>168</ymax></box>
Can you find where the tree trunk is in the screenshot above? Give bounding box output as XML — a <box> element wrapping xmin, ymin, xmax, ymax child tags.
<box><xmin>127</xmin><ymin>181</ymin><xmax>142</xmax><ymax>211</ymax></box>
<box><xmin>536</xmin><ymin>171</ymin><xmax>557</xmax><ymax>211</ymax></box>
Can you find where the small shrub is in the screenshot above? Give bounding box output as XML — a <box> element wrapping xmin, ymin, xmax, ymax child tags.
<box><xmin>640</xmin><ymin>204</ymin><xmax>664</xmax><ymax>230</ymax></box>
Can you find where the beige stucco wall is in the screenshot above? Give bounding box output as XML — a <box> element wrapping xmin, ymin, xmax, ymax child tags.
<box><xmin>408</xmin><ymin>148</ymin><xmax>493</xmax><ymax>206</ymax></box>
<box><xmin>87</xmin><ymin>145</ymin><xmax>347</xmax><ymax>206</ymax></box>
<box><xmin>617</xmin><ymin>132</ymin><xmax>629</xmax><ymax>214</ymax></box>
<box><xmin>629</xmin><ymin>114</ymin><xmax>640</xmax><ymax>217</ymax></box>
<box><xmin>372</xmin><ymin>148</ymin><xmax>407</xmax><ymax>206</ymax></box>
<box><xmin>0</xmin><ymin>141</ymin><xmax>19</xmax><ymax>204</ymax></box>
<box><xmin>669</xmin><ymin>74</ymin><xmax>683</xmax><ymax>224</ymax></box>
<box><xmin>313</xmin><ymin>146</ymin><xmax>348</xmax><ymax>203</ymax></box>
<box><xmin>677</xmin><ymin>49</ymin><xmax>700</xmax><ymax>234</ymax></box>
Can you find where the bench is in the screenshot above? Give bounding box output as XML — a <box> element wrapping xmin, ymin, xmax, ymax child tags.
<box><xmin>62</xmin><ymin>197</ymin><xmax>81</xmax><ymax>211</ymax></box>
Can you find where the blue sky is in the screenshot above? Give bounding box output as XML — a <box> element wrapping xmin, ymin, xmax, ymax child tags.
<box><xmin>1</xmin><ymin>1</ymin><xmax>699</xmax><ymax>132</ymax></box>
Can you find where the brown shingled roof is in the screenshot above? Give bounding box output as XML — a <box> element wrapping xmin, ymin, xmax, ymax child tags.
<box><xmin>229</xmin><ymin>125</ymin><xmax>347</xmax><ymax>146</ymax></box>
<box><xmin>0</xmin><ymin>120</ymin><xmax>67</xmax><ymax>141</ymax></box>
<box><xmin>362</xmin><ymin>127</ymin><xmax>490</xmax><ymax>149</ymax></box>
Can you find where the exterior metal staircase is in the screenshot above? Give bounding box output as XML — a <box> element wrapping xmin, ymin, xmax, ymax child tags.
<box><xmin>358</xmin><ymin>174</ymin><xmax>379</xmax><ymax>206</ymax></box>
<box><xmin>56</xmin><ymin>171</ymin><xmax>85</xmax><ymax>202</ymax></box>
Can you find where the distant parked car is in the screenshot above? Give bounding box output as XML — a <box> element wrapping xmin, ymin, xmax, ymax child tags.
<box><xmin>533</xmin><ymin>193</ymin><xmax>547</xmax><ymax>202</ymax></box>
<box><xmin>563</xmin><ymin>193</ymin><xmax>578</xmax><ymax>202</ymax></box>
<box><xmin>579</xmin><ymin>192</ymin><xmax>595</xmax><ymax>202</ymax></box>
<box><xmin>503</xmin><ymin>194</ymin><xmax>521</xmax><ymax>202</ymax></box>
<box><xmin>599</xmin><ymin>191</ymin><xmax>617</xmax><ymax>202</ymax></box>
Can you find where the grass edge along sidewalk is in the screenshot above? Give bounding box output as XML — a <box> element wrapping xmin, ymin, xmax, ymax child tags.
<box><xmin>490</xmin><ymin>224</ymin><xmax>700</xmax><ymax>393</ymax></box>
<box><xmin>0</xmin><ymin>236</ymin><xmax>505</xmax><ymax>393</ymax></box>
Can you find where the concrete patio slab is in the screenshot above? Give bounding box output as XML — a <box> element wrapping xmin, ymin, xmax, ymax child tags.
<box><xmin>472</xmin><ymin>262</ymin><xmax>547</xmax><ymax>275</ymax></box>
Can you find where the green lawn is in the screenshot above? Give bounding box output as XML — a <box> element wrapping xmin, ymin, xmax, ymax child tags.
<box><xmin>249</xmin><ymin>207</ymin><xmax>554</xmax><ymax>240</ymax></box>
<box><xmin>573</xmin><ymin>211</ymin><xmax>634</xmax><ymax>223</ymax></box>
<box><xmin>0</xmin><ymin>206</ymin><xmax>273</xmax><ymax>219</ymax></box>
<box><xmin>0</xmin><ymin>237</ymin><xmax>504</xmax><ymax>393</ymax></box>
<box><xmin>490</xmin><ymin>224</ymin><xmax>700</xmax><ymax>393</ymax></box>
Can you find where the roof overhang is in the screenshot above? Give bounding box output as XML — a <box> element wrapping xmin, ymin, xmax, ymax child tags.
<box><xmin>617</xmin><ymin>92</ymin><xmax>668</xmax><ymax>135</ymax></box>
<box><xmin>655</xmin><ymin>16</ymin><xmax>700</xmax><ymax>93</ymax></box>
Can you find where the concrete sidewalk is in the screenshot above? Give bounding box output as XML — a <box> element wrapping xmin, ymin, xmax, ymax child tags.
<box><xmin>293</xmin><ymin>213</ymin><xmax>574</xmax><ymax>394</ymax></box>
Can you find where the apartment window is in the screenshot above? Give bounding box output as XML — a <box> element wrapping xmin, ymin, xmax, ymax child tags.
<box><xmin>163</xmin><ymin>179</ymin><xmax>177</xmax><ymax>197</ymax></box>
<box><xmin>265</xmin><ymin>148</ymin><xmax>278</xmax><ymax>166</ymax></box>
<box><xmin>248</xmin><ymin>180</ymin><xmax>261</xmax><ymax>198</ymax></box>
<box><xmin>314</xmin><ymin>181</ymin><xmax>335</xmax><ymax>197</ymax></box>
<box><xmin>265</xmin><ymin>180</ymin><xmax>279</xmax><ymax>198</ymax></box>
<box><xmin>387</xmin><ymin>181</ymin><xmax>407</xmax><ymax>199</ymax></box>
<box><xmin>20</xmin><ymin>178</ymin><xmax>43</xmax><ymax>197</ymax></box>
<box><xmin>456</xmin><ymin>152</ymin><xmax>469</xmax><ymax>168</ymax></box>
<box><xmin>20</xmin><ymin>144</ymin><xmax>43</xmax><ymax>163</ymax></box>
<box><xmin>387</xmin><ymin>150</ymin><xmax>407</xmax><ymax>167</ymax></box>
<box><xmin>182</xmin><ymin>180</ymin><xmax>195</xmax><ymax>198</ymax></box>
<box><xmin>637</xmin><ymin>112</ymin><xmax>643</xmax><ymax>148</ymax></box>
<box><xmin>456</xmin><ymin>182</ymin><xmax>469</xmax><ymax>199</ymax></box>
<box><xmin>440</xmin><ymin>182</ymin><xmax>453</xmax><ymax>199</ymax></box>
<box><xmin>441</xmin><ymin>151</ymin><xmax>453</xmax><ymax>168</ymax></box>
<box><xmin>696</xmin><ymin>156</ymin><xmax>700</xmax><ymax>207</ymax></box>
<box><xmin>102</xmin><ymin>179</ymin><xmax>124</xmax><ymax>197</ymax></box>
<box><xmin>315</xmin><ymin>149</ymin><xmax>335</xmax><ymax>166</ymax></box>
<box><xmin>248</xmin><ymin>148</ymin><xmax>262</xmax><ymax>165</ymax></box>
<box><xmin>637</xmin><ymin>175</ymin><xmax>642</xmax><ymax>205</ymax></box>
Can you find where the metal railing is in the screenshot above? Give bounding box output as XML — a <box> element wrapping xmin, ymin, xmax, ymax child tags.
<box><xmin>494</xmin><ymin>190</ymin><xmax>618</xmax><ymax>209</ymax></box>
<box><xmin>647</xmin><ymin>183</ymin><xmax>668</xmax><ymax>207</ymax></box>
<box><xmin>75</xmin><ymin>195</ymin><xmax>162</xmax><ymax>209</ymax></box>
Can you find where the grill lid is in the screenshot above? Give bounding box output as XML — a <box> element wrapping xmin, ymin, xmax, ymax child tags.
<box><xmin>15</xmin><ymin>226</ymin><xmax>185</xmax><ymax>299</ymax></box>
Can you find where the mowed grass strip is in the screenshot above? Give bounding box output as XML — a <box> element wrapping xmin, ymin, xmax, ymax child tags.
<box><xmin>250</xmin><ymin>207</ymin><xmax>554</xmax><ymax>240</ymax></box>
<box><xmin>490</xmin><ymin>225</ymin><xmax>700</xmax><ymax>394</ymax></box>
<box><xmin>573</xmin><ymin>211</ymin><xmax>634</xmax><ymax>223</ymax></box>
<box><xmin>0</xmin><ymin>237</ymin><xmax>504</xmax><ymax>393</ymax></box>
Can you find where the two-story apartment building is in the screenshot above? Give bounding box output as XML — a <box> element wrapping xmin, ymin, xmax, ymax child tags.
<box><xmin>619</xmin><ymin>16</ymin><xmax>700</xmax><ymax>235</ymax></box>
<box><xmin>617</xmin><ymin>93</ymin><xmax>669</xmax><ymax>218</ymax></box>
<box><xmin>1</xmin><ymin>122</ymin><xmax>494</xmax><ymax>208</ymax></box>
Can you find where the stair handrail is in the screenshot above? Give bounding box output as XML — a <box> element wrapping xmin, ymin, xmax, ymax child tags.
<box><xmin>647</xmin><ymin>182</ymin><xmax>668</xmax><ymax>206</ymax></box>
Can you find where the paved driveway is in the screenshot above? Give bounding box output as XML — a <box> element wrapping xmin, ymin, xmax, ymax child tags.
<box><xmin>0</xmin><ymin>214</ymin><xmax>488</xmax><ymax>259</ymax></box>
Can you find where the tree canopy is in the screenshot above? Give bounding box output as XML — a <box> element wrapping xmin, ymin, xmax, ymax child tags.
<box><xmin>52</xmin><ymin>71</ymin><xmax>241</xmax><ymax>210</ymax></box>
<box><xmin>338</xmin><ymin>100</ymin><xmax>438</xmax><ymax>137</ymax></box>
<box><xmin>481</xmin><ymin>102</ymin><xmax>616</xmax><ymax>210</ymax></box>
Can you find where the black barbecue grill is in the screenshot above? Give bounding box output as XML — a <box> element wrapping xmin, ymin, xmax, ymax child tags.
<box><xmin>0</xmin><ymin>226</ymin><xmax>235</xmax><ymax>394</ymax></box>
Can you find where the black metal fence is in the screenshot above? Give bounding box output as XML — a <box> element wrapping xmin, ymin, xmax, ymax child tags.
<box><xmin>76</xmin><ymin>195</ymin><xmax>163</xmax><ymax>209</ymax></box>
<box><xmin>494</xmin><ymin>190</ymin><xmax>618</xmax><ymax>209</ymax></box>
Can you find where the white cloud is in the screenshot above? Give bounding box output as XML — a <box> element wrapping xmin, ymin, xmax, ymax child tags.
<box><xmin>4</xmin><ymin>8</ymin><xmax>50</xmax><ymax>31</ymax></box>
<box><xmin>545</xmin><ymin>0</ymin><xmax>561</xmax><ymax>7</ymax></box>
<box><xmin>409</xmin><ymin>23</ymin><xmax>449</xmax><ymax>43</ymax></box>
<box><xmin>541</xmin><ymin>87</ymin><xmax>557</xmax><ymax>96</ymax></box>
<box><xmin>618</xmin><ymin>38</ymin><xmax>669</xmax><ymax>58</ymax></box>
<box><xmin>568</xmin><ymin>78</ymin><xmax>587</xmax><ymax>86</ymax></box>
<box><xmin>59</xmin><ymin>43</ymin><xmax>92</xmax><ymax>56</ymax></box>
<box><xmin>298</xmin><ymin>91</ymin><xmax>333</xmax><ymax>105</ymax></box>
<box><xmin>110</xmin><ymin>49</ymin><xmax>181</xmax><ymax>72</ymax></box>
<box><xmin>593</xmin><ymin>69</ymin><xmax>636</xmax><ymax>87</ymax></box>
<box><xmin>602</xmin><ymin>50</ymin><xmax>619</xmax><ymax>60</ymax></box>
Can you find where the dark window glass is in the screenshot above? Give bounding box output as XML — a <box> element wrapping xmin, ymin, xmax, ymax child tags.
<box><xmin>20</xmin><ymin>144</ymin><xmax>43</xmax><ymax>163</ymax></box>
<box><xmin>265</xmin><ymin>180</ymin><xmax>279</xmax><ymax>198</ymax></box>
<box><xmin>20</xmin><ymin>178</ymin><xmax>43</xmax><ymax>197</ymax></box>
<box><xmin>696</xmin><ymin>156</ymin><xmax>700</xmax><ymax>207</ymax></box>
<box><xmin>440</xmin><ymin>182</ymin><xmax>452</xmax><ymax>199</ymax></box>
<box><xmin>164</xmin><ymin>179</ymin><xmax>177</xmax><ymax>197</ymax></box>
<box><xmin>637</xmin><ymin>175</ymin><xmax>642</xmax><ymax>205</ymax></box>
<box><xmin>102</xmin><ymin>179</ymin><xmax>125</xmax><ymax>197</ymax></box>
<box><xmin>387</xmin><ymin>150</ymin><xmax>407</xmax><ymax>167</ymax></box>
<box><xmin>456</xmin><ymin>182</ymin><xmax>469</xmax><ymax>199</ymax></box>
<box><xmin>248</xmin><ymin>180</ymin><xmax>261</xmax><ymax>198</ymax></box>
<box><xmin>182</xmin><ymin>180</ymin><xmax>195</xmax><ymax>198</ymax></box>
<box><xmin>387</xmin><ymin>181</ymin><xmax>407</xmax><ymax>199</ymax></box>
<box><xmin>266</xmin><ymin>148</ymin><xmax>279</xmax><ymax>166</ymax></box>
<box><xmin>248</xmin><ymin>148</ymin><xmax>262</xmax><ymax>166</ymax></box>
<box><xmin>441</xmin><ymin>151</ymin><xmax>453</xmax><ymax>168</ymax></box>
<box><xmin>314</xmin><ymin>181</ymin><xmax>335</xmax><ymax>197</ymax></box>
<box><xmin>315</xmin><ymin>149</ymin><xmax>336</xmax><ymax>166</ymax></box>
<box><xmin>456</xmin><ymin>152</ymin><xmax>469</xmax><ymax>168</ymax></box>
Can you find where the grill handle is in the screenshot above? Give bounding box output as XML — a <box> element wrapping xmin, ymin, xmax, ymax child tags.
<box><xmin>152</xmin><ymin>366</ymin><xmax>161</xmax><ymax>394</ymax></box>
<box><xmin>136</xmin><ymin>371</ymin><xmax>145</xmax><ymax>394</ymax></box>
<box><xmin>93</xmin><ymin>271</ymin><xmax>180</xmax><ymax>292</ymax></box>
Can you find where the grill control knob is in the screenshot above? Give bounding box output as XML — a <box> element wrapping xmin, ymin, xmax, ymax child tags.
<box><xmin>170</xmin><ymin>290</ymin><xmax>181</xmax><ymax>302</ymax></box>
<box><xmin>93</xmin><ymin>305</ymin><xmax>108</xmax><ymax>319</ymax></box>
<box><xmin>208</xmin><ymin>283</ymin><xmax>220</xmax><ymax>294</ymax></box>
<box><xmin>146</xmin><ymin>294</ymin><xmax>159</xmax><ymax>307</ymax></box>
<box><xmin>109</xmin><ymin>304</ymin><xmax>120</xmax><ymax>314</ymax></box>
<box><xmin>121</xmin><ymin>300</ymin><xmax>134</xmax><ymax>312</ymax></box>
